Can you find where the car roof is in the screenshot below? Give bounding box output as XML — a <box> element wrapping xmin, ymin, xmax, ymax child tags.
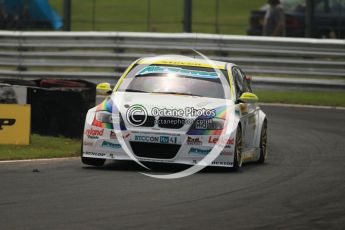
<box><xmin>138</xmin><ymin>55</ymin><xmax>234</xmax><ymax>70</ymax></box>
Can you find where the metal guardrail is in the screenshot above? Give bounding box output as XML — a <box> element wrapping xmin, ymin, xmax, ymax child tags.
<box><xmin>0</xmin><ymin>31</ymin><xmax>344</xmax><ymax>88</ymax></box>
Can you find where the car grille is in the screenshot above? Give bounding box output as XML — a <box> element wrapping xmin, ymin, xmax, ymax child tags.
<box><xmin>129</xmin><ymin>141</ymin><xmax>181</xmax><ymax>159</ymax></box>
<box><xmin>131</xmin><ymin>115</ymin><xmax>155</xmax><ymax>127</ymax></box>
<box><xmin>157</xmin><ymin>117</ymin><xmax>185</xmax><ymax>129</ymax></box>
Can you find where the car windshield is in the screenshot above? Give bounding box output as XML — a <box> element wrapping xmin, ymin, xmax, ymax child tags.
<box><xmin>118</xmin><ymin>65</ymin><xmax>228</xmax><ymax>99</ymax></box>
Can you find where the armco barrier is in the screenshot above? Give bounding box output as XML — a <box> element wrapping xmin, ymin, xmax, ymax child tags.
<box><xmin>0</xmin><ymin>31</ymin><xmax>344</xmax><ymax>85</ymax></box>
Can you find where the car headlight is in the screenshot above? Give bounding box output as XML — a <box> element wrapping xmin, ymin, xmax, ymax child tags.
<box><xmin>95</xmin><ymin>111</ymin><xmax>112</xmax><ymax>124</ymax></box>
<box><xmin>191</xmin><ymin>118</ymin><xmax>224</xmax><ymax>130</ymax></box>
<box><xmin>94</xmin><ymin>111</ymin><xmax>126</xmax><ymax>130</ymax></box>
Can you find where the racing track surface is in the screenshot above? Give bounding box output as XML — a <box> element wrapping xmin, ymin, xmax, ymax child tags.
<box><xmin>0</xmin><ymin>106</ymin><xmax>345</xmax><ymax>230</ymax></box>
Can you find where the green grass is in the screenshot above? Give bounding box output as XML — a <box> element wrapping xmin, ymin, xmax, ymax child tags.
<box><xmin>0</xmin><ymin>134</ymin><xmax>81</xmax><ymax>161</ymax></box>
<box><xmin>49</xmin><ymin>0</ymin><xmax>266</xmax><ymax>34</ymax></box>
<box><xmin>256</xmin><ymin>91</ymin><xmax>345</xmax><ymax>107</ymax></box>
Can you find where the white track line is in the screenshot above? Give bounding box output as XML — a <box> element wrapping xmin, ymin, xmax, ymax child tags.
<box><xmin>0</xmin><ymin>157</ymin><xmax>79</xmax><ymax>164</ymax></box>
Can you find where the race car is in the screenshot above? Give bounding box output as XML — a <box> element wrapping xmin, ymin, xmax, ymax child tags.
<box><xmin>81</xmin><ymin>55</ymin><xmax>268</xmax><ymax>171</ymax></box>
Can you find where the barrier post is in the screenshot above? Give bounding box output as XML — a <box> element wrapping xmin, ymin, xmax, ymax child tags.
<box><xmin>63</xmin><ymin>0</ymin><xmax>71</xmax><ymax>31</ymax></box>
<box><xmin>184</xmin><ymin>0</ymin><xmax>192</xmax><ymax>32</ymax></box>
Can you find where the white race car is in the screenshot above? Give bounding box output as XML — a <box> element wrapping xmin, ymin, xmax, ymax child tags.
<box><xmin>82</xmin><ymin>55</ymin><xmax>268</xmax><ymax>171</ymax></box>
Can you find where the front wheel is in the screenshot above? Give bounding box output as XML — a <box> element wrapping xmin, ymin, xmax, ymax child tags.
<box><xmin>257</xmin><ymin>120</ymin><xmax>268</xmax><ymax>164</ymax></box>
<box><xmin>233</xmin><ymin>127</ymin><xmax>243</xmax><ymax>171</ymax></box>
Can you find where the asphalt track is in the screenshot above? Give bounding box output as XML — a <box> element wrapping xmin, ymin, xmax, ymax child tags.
<box><xmin>1</xmin><ymin>105</ymin><xmax>345</xmax><ymax>230</ymax></box>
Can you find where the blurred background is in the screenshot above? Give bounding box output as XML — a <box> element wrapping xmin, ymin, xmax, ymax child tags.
<box><xmin>1</xmin><ymin>0</ymin><xmax>344</xmax><ymax>38</ymax></box>
<box><xmin>0</xmin><ymin>0</ymin><xmax>264</xmax><ymax>34</ymax></box>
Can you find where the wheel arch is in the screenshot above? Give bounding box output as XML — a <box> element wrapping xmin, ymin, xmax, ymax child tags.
<box><xmin>254</xmin><ymin>110</ymin><xmax>267</xmax><ymax>149</ymax></box>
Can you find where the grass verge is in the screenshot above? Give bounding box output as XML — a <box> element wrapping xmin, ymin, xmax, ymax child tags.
<box><xmin>256</xmin><ymin>91</ymin><xmax>345</xmax><ymax>107</ymax></box>
<box><xmin>0</xmin><ymin>134</ymin><xmax>81</xmax><ymax>161</ymax></box>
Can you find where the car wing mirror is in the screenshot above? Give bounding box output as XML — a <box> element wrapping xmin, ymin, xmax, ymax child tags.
<box><xmin>239</xmin><ymin>92</ymin><xmax>259</xmax><ymax>103</ymax></box>
<box><xmin>96</xmin><ymin>82</ymin><xmax>112</xmax><ymax>95</ymax></box>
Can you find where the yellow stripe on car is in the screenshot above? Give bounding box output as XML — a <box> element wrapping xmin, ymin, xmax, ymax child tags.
<box><xmin>227</xmin><ymin>68</ymin><xmax>235</xmax><ymax>97</ymax></box>
<box><xmin>138</xmin><ymin>59</ymin><xmax>226</xmax><ymax>70</ymax></box>
<box><xmin>113</xmin><ymin>59</ymin><xmax>141</xmax><ymax>92</ymax></box>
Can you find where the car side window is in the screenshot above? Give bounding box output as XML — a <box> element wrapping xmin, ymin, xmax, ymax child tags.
<box><xmin>232</xmin><ymin>67</ymin><xmax>245</xmax><ymax>99</ymax></box>
<box><xmin>239</xmin><ymin>68</ymin><xmax>253</xmax><ymax>93</ymax></box>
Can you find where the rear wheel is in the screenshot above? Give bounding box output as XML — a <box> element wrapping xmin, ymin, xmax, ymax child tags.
<box><xmin>257</xmin><ymin>120</ymin><xmax>268</xmax><ymax>164</ymax></box>
<box><xmin>81</xmin><ymin>143</ymin><xmax>105</xmax><ymax>167</ymax></box>
<box><xmin>233</xmin><ymin>127</ymin><xmax>243</xmax><ymax>171</ymax></box>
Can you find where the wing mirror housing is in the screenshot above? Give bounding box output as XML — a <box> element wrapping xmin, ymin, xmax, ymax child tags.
<box><xmin>96</xmin><ymin>83</ymin><xmax>112</xmax><ymax>95</ymax></box>
<box><xmin>238</xmin><ymin>92</ymin><xmax>259</xmax><ymax>103</ymax></box>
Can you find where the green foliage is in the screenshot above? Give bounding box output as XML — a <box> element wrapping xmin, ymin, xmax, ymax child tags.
<box><xmin>256</xmin><ymin>91</ymin><xmax>345</xmax><ymax>107</ymax></box>
<box><xmin>49</xmin><ymin>0</ymin><xmax>266</xmax><ymax>34</ymax></box>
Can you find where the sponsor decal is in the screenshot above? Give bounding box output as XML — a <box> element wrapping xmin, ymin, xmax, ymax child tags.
<box><xmin>211</xmin><ymin>161</ymin><xmax>232</xmax><ymax>166</ymax></box>
<box><xmin>0</xmin><ymin>118</ymin><xmax>16</xmax><ymax>130</ymax></box>
<box><xmin>83</xmin><ymin>141</ymin><xmax>93</xmax><ymax>147</ymax></box>
<box><xmin>84</xmin><ymin>151</ymin><xmax>106</xmax><ymax>157</ymax></box>
<box><xmin>195</xmin><ymin>119</ymin><xmax>212</xmax><ymax>130</ymax></box>
<box><xmin>84</xmin><ymin>128</ymin><xmax>104</xmax><ymax>139</ymax></box>
<box><xmin>186</xmin><ymin>136</ymin><xmax>202</xmax><ymax>145</ymax></box>
<box><xmin>188</xmin><ymin>148</ymin><xmax>211</xmax><ymax>155</ymax></box>
<box><xmin>208</xmin><ymin>136</ymin><xmax>234</xmax><ymax>145</ymax></box>
<box><xmin>138</xmin><ymin>65</ymin><xmax>219</xmax><ymax>79</ymax></box>
<box><xmin>135</xmin><ymin>135</ymin><xmax>159</xmax><ymax>143</ymax></box>
<box><xmin>102</xmin><ymin>141</ymin><xmax>121</xmax><ymax>149</ymax></box>
<box><xmin>134</xmin><ymin>135</ymin><xmax>177</xmax><ymax>144</ymax></box>
<box><xmin>0</xmin><ymin>104</ymin><xmax>30</xmax><ymax>145</ymax></box>
<box><xmin>221</xmin><ymin>150</ymin><xmax>233</xmax><ymax>156</ymax></box>
<box><xmin>110</xmin><ymin>131</ymin><xmax>131</xmax><ymax>140</ymax></box>
<box><xmin>160</xmin><ymin>136</ymin><xmax>177</xmax><ymax>144</ymax></box>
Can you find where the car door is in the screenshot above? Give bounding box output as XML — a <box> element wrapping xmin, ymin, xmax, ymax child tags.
<box><xmin>232</xmin><ymin>66</ymin><xmax>258</xmax><ymax>153</ymax></box>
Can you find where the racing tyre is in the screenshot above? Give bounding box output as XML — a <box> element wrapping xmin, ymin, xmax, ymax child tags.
<box><xmin>257</xmin><ymin>120</ymin><xmax>268</xmax><ymax>164</ymax></box>
<box><xmin>233</xmin><ymin>126</ymin><xmax>243</xmax><ymax>171</ymax></box>
<box><xmin>81</xmin><ymin>144</ymin><xmax>105</xmax><ymax>167</ymax></box>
